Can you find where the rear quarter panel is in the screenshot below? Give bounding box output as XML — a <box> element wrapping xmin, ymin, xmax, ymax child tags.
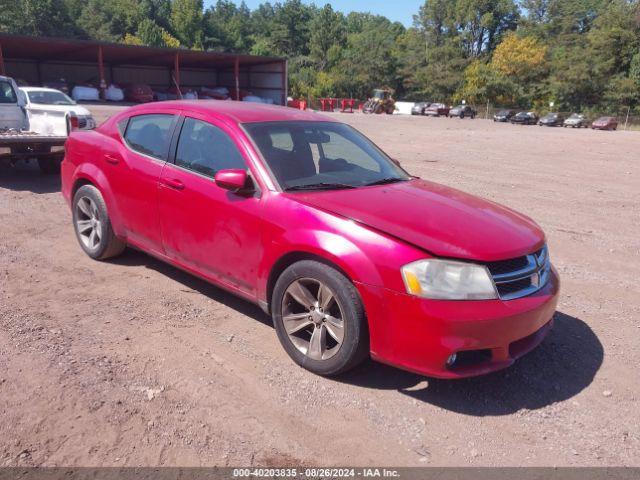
<box><xmin>62</xmin><ymin>129</ymin><xmax>126</xmax><ymax>236</ymax></box>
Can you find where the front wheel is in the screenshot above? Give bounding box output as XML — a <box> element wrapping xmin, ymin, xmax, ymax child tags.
<box><xmin>272</xmin><ymin>260</ymin><xmax>369</xmax><ymax>376</ymax></box>
<box><xmin>72</xmin><ymin>184</ymin><xmax>126</xmax><ymax>260</ymax></box>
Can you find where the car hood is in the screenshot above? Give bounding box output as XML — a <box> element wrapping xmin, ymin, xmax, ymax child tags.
<box><xmin>290</xmin><ymin>179</ymin><xmax>545</xmax><ymax>261</ymax></box>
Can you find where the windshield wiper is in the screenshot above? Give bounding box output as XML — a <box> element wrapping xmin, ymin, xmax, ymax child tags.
<box><xmin>364</xmin><ymin>177</ymin><xmax>405</xmax><ymax>186</ymax></box>
<box><xmin>284</xmin><ymin>182</ymin><xmax>356</xmax><ymax>191</ymax></box>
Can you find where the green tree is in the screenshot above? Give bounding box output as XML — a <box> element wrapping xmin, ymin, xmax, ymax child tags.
<box><xmin>0</xmin><ymin>0</ymin><xmax>80</xmax><ymax>37</ymax></box>
<box><xmin>309</xmin><ymin>5</ymin><xmax>346</xmax><ymax>71</ymax></box>
<box><xmin>170</xmin><ymin>0</ymin><xmax>204</xmax><ymax>48</ymax></box>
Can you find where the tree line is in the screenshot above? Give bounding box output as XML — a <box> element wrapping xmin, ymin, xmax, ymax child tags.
<box><xmin>1</xmin><ymin>0</ymin><xmax>639</xmax><ymax>114</ymax></box>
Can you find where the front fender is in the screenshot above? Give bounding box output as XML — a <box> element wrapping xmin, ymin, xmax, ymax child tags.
<box><xmin>257</xmin><ymin>195</ymin><xmax>426</xmax><ymax>304</ymax></box>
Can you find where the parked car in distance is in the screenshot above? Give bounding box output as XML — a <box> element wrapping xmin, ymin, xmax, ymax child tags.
<box><xmin>563</xmin><ymin>113</ymin><xmax>589</xmax><ymax>128</ymax></box>
<box><xmin>411</xmin><ymin>102</ymin><xmax>430</xmax><ymax>115</ymax></box>
<box><xmin>424</xmin><ymin>103</ymin><xmax>450</xmax><ymax>117</ymax></box>
<box><xmin>1</xmin><ymin>77</ymin><xmax>68</xmax><ymax>174</ymax></box>
<box><xmin>21</xmin><ymin>87</ymin><xmax>96</xmax><ymax>130</ymax></box>
<box><xmin>538</xmin><ymin>113</ymin><xmax>564</xmax><ymax>127</ymax></box>
<box><xmin>591</xmin><ymin>116</ymin><xmax>618</xmax><ymax>130</ymax></box>
<box><xmin>493</xmin><ymin>109</ymin><xmax>515</xmax><ymax>122</ymax></box>
<box><xmin>511</xmin><ymin>111</ymin><xmax>538</xmax><ymax>125</ymax></box>
<box><xmin>62</xmin><ymin>101</ymin><xmax>559</xmax><ymax>379</ymax></box>
<box><xmin>448</xmin><ymin>105</ymin><xmax>476</xmax><ymax>119</ymax></box>
<box><xmin>124</xmin><ymin>84</ymin><xmax>154</xmax><ymax>103</ymax></box>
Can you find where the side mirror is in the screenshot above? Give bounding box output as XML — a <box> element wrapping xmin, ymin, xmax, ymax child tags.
<box><xmin>214</xmin><ymin>169</ymin><xmax>248</xmax><ymax>192</ymax></box>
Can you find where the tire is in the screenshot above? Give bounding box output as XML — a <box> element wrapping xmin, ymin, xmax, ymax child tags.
<box><xmin>38</xmin><ymin>157</ymin><xmax>61</xmax><ymax>174</ymax></box>
<box><xmin>460</xmin><ymin>112</ymin><xmax>464</xmax><ymax>119</ymax></box>
<box><xmin>272</xmin><ymin>260</ymin><xmax>369</xmax><ymax>376</ymax></box>
<box><xmin>72</xmin><ymin>184</ymin><xmax>126</xmax><ymax>260</ymax></box>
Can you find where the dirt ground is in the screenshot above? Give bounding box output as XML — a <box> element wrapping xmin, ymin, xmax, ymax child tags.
<box><xmin>1</xmin><ymin>106</ymin><xmax>639</xmax><ymax>467</ymax></box>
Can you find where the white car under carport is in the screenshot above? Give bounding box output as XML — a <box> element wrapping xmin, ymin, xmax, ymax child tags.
<box><xmin>20</xmin><ymin>87</ymin><xmax>96</xmax><ymax>131</ymax></box>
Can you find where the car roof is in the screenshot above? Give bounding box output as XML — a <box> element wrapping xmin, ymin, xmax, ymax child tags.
<box><xmin>121</xmin><ymin>100</ymin><xmax>337</xmax><ymax>124</ymax></box>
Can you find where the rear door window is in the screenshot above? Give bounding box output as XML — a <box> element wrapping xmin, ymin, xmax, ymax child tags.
<box><xmin>124</xmin><ymin>114</ymin><xmax>175</xmax><ymax>160</ymax></box>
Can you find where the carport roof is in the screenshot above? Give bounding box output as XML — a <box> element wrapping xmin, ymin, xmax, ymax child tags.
<box><xmin>0</xmin><ymin>34</ymin><xmax>285</xmax><ymax>68</ymax></box>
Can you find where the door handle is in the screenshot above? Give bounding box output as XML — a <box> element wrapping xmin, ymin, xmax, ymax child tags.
<box><xmin>160</xmin><ymin>178</ymin><xmax>185</xmax><ymax>191</ymax></box>
<box><xmin>105</xmin><ymin>154</ymin><xmax>119</xmax><ymax>165</ymax></box>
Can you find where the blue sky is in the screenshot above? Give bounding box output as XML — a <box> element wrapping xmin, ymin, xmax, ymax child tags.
<box><xmin>203</xmin><ymin>0</ymin><xmax>422</xmax><ymax>27</ymax></box>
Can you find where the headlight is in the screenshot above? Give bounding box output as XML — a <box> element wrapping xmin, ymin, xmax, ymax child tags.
<box><xmin>401</xmin><ymin>259</ymin><xmax>497</xmax><ymax>300</ymax></box>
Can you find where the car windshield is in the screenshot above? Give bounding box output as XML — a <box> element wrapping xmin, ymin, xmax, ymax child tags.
<box><xmin>26</xmin><ymin>90</ymin><xmax>75</xmax><ymax>105</ymax></box>
<box><xmin>244</xmin><ymin>121</ymin><xmax>411</xmax><ymax>191</ymax></box>
<box><xmin>497</xmin><ymin>110</ymin><xmax>511</xmax><ymax>115</ymax></box>
<box><xmin>568</xmin><ymin>114</ymin><xmax>581</xmax><ymax>119</ymax></box>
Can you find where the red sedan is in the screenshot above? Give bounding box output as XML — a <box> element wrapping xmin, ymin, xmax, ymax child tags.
<box><xmin>591</xmin><ymin>116</ymin><xmax>618</xmax><ymax>130</ymax></box>
<box><xmin>61</xmin><ymin>101</ymin><xmax>559</xmax><ymax>378</ymax></box>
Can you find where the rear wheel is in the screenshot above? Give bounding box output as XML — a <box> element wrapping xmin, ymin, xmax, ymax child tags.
<box><xmin>72</xmin><ymin>184</ymin><xmax>126</xmax><ymax>260</ymax></box>
<box><xmin>272</xmin><ymin>260</ymin><xmax>369</xmax><ymax>376</ymax></box>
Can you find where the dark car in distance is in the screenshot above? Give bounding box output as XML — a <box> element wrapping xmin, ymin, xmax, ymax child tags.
<box><xmin>538</xmin><ymin>113</ymin><xmax>564</xmax><ymax>127</ymax></box>
<box><xmin>411</xmin><ymin>102</ymin><xmax>430</xmax><ymax>115</ymax></box>
<box><xmin>448</xmin><ymin>105</ymin><xmax>476</xmax><ymax>119</ymax></box>
<box><xmin>424</xmin><ymin>103</ymin><xmax>450</xmax><ymax>117</ymax></box>
<box><xmin>493</xmin><ymin>109</ymin><xmax>516</xmax><ymax>122</ymax></box>
<box><xmin>124</xmin><ymin>84</ymin><xmax>154</xmax><ymax>103</ymax></box>
<box><xmin>563</xmin><ymin>113</ymin><xmax>589</xmax><ymax>128</ymax></box>
<box><xmin>511</xmin><ymin>111</ymin><xmax>538</xmax><ymax>125</ymax></box>
<box><xmin>591</xmin><ymin>116</ymin><xmax>618</xmax><ymax>130</ymax></box>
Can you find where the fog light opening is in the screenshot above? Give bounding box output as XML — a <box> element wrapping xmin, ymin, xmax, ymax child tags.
<box><xmin>446</xmin><ymin>353</ymin><xmax>457</xmax><ymax>367</ymax></box>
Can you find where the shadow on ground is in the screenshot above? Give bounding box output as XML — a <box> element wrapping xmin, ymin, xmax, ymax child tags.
<box><xmin>340</xmin><ymin>312</ymin><xmax>603</xmax><ymax>415</ymax></box>
<box><xmin>112</xmin><ymin>249</ymin><xmax>602</xmax><ymax>417</ymax></box>
<box><xmin>111</xmin><ymin>247</ymin><xmax>272</xmax><ymax>328</ymax></box>
<box><xmin>0</xmin><ymin>162</ymin><xmax>60</xmax><ymax>194</ymax></box>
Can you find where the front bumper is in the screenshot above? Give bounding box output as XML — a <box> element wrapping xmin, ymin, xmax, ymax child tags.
<box><xmin>356</xmin><ymin>267</ymin><xmax>560</xmax><ymax>378</ymax></box>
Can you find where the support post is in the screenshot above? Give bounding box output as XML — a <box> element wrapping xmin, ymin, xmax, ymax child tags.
<box><xmin>98</xmin><ymin>45</ymin><xmax>106</xmax><ymax>99</ymax></box>
<box><xmin>0</xmin><ymin>43</ymin><xmax>5</xmax><ymax>76</ymax></box>
<box><xmin>174</xmin><ymin>52</ymin><xmax>181</xmax><ymax>99</ymax></box>
<box><xmin>624</xmin><ymin>105</ymin><xmax>630</xmax><ymax>130</ymax></box>
<box><xmin>281</xmin><ymin>59</ymin><xmax>288</xmax><ymax>106</ymax></box>
<box><xmin>234</xmin><ymin>56</ymin><xmax>240</xmax><ymax>101</ymax></box>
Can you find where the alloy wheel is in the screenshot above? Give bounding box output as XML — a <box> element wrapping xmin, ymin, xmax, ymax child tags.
<box><xmin>75</xmin><ymin>196</ymin><xmax>102</xmax><ymax>250</ymax></box>
<box><xmin>281</xmin><ymin>278</ymin><xmax>345</xmax><ymax>360</ymax></box>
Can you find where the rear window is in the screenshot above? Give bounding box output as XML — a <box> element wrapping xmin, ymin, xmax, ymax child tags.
<box><xmin>0</xmin><ymin>80</ymin><xmax>17</xmax><ymax>104</ymax></box>
<box><xmin>123</xmin><ymin>114</ymin><xmax>175</xmax><ymax>160</ymax></box>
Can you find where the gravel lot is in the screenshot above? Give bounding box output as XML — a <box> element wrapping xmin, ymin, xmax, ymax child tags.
<box><xmin>1</xmin><ymin>106</ymin><xmax>639</xmax><ymax>467</ymax></box>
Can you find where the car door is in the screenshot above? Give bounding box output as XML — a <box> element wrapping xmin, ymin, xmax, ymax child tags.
<box><xmin>113</xmin><ymin>113</ymin><xmax>178</xmax><ymax>253</ymax></box>
<box><xmin>157</xmin><ymin>114</ymin><xmax>264</xmax><ymax>297</ymax></box>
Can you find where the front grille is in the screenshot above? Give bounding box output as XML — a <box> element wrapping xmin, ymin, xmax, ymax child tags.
<box><xmin>484</xmin><ymin>246</ymin><xmax>550</xmax><ymax>300</ymax></box>
<box><xmin>486</xmin><ymin>256</ymin><xmax>530</xmax><ymax>275</ymax></box>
